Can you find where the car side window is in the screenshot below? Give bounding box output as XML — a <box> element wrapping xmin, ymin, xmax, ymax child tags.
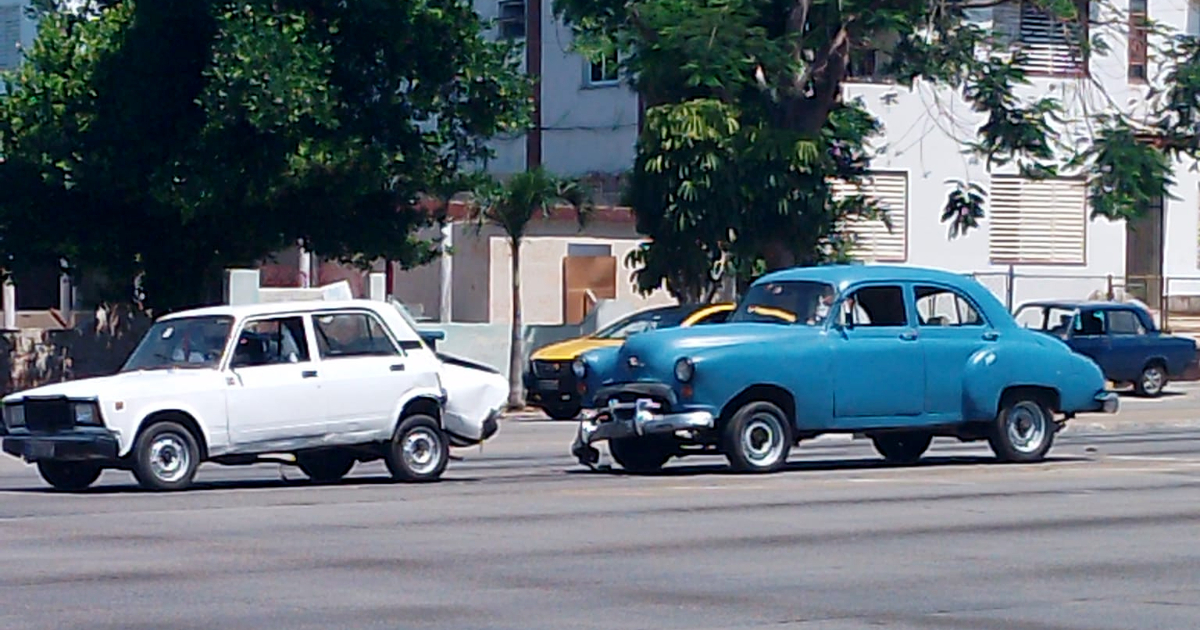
<box><xmin>231</xmin><ymin>316</ymin><xmax>310</xmax><ymax>368</ymax></box>
<box><xmin>1106</xmin><ymin>310</ymin><xmax>1145</xmax><ymax>335</ymax></box>
<box><xmin>839</xmin><ymin>285</ymin><xmax>907</xmax><ymax>327</ymax></box>
<box><xmin>312</xmin><ymin>312</ymin><xmax>400</xmax><ymax>359</ymax></box>
<box><xmin>914</xmin><ymin>286</ymin><xmax>984</xmax><ymax>327</ymax></box>
<box><xmin>1074</xmin><ymin>310</ymin><xmax>1106</xmax><ymax>336</ymax></box>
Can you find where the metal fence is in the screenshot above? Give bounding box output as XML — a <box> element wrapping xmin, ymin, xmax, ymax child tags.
<box><xmin>968</xmin><ymin>267</ymin><xmax>1200</xmax><ymax>332</ymax></box>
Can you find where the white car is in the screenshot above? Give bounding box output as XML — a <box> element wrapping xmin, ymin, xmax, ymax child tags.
<box><xmin>0</xmin><ymin>300</ymin><xmax>507</xmax><ymax>491</ymax></box>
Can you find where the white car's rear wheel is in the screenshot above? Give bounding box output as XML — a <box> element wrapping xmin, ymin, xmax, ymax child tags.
<box><xmin>296</xmin><ymin>450</ymin><xmax>356</xmax><ymax>483</ymax></box>
<box><xmin>384</xmin><ymin>415</ymin><xmax>448</xmax><ymax>482</ymax></box>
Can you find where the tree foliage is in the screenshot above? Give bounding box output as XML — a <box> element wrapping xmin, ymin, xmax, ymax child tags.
<box><xmin>554</xmin><ymin>0</ymin><xmax>1200</xmax><ymax>301</ymax></box>
<box><xmin>0</xmin><ymin>0</ymin><xmax>529</xmax><ymax>311</ymax></box>
<box><xmin>466</xmin><ymin>167</ymin><xmax>591</xmax><ymax>407</ymax></box>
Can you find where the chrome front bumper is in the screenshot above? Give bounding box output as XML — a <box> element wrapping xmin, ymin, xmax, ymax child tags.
<box><xmin>1095</xmin><ymin>391</ymin><xmax>1119</xmax><ymax>414</ymax></box>
<box><xmin>570</xmin><ymin>398</ymin><xmax>714</xmax><ymax>467</ymax></box>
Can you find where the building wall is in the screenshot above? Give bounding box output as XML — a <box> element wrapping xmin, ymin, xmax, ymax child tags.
<box><xmin>480</xmin><ymin>0</ymin><xmax>639</xmax><ymax>175</ymax></box>
<box><xmin>480</xmin><ymin>0</ymin><xmax>1200</xmax><ymax>307</ymax></box>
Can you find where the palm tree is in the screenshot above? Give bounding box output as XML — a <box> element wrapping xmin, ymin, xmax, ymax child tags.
<box><xmin>466</xmin><ymin>167</ymin><xmax>591</xmax><ymax>409</ymax></box>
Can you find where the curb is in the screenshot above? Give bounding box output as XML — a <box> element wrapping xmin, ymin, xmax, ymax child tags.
<box><xmin>1062</xmin><ymin>418</ymin><xmax>1200</xmax><ymax>434</ymax></box>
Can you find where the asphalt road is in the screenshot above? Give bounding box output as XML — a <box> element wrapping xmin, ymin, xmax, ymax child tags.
<box><xmin>2</xmin><ymin>388</ymin><xmax>1199</xmax><ymax>630</ymax></box>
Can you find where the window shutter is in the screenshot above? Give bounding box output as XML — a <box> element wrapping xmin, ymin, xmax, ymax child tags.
<box><xmin>832</xmin><ymin>172</ymin><xmax>908</xmax><ymax>262</ymax></box>
<box><xmin>988</xmin><ymin>176</ymin><xmax>1087</xmax><ymax>264</ymax></box>
<box><xmin>0</xmin><ymin>5</ymin><xmax>20</xmax><ymax>71</ymax></box>
<box><xmin>1017</xmin><ymin>1</ymin><xmax>1085</xmax><ymax>75</ymax></box>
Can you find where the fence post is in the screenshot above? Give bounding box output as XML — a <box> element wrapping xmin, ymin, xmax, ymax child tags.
<box><xmin>1005</xmin><ymin>265</ymin><xmax>1015</xmax><ymax>311</ymax></box>
<box><xmin>1162</xmin><ymin>276</ymin><xmax>1170</xmax><ymax>332</ymax></box>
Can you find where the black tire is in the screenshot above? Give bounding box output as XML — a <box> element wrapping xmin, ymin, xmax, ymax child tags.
<box><xmin>609</xmin><ymin>436</ymin><xmax>673</xmax><ymax>473</ymax></box>
<box><xmin>36</xmin><ymin>461</ymin><xmax>102</xmax><ymax>491</ymax></box>
<box><xmin>132</xmin><ymin>421</ymin><xmax>201</xmax><ymax>491</ymax></box>
<box><xmin>871</xmin><ymin>432</ymin><xmax>933</xmax><ymax>465</ymax></box>
<box><xmin>988</xmin><ymin>394</ymin><xmax>1056</xmax><ymax>463</ymax></box>
<box><xmin>296</xmin><ymin>450</ymin><xmax>356</xmax><ymax>483</ymax></box>
<box><xmin>723</xmin><ymin>401</ymin><xmax>793</xmax><ymax>473</ymax></box>
<box><xmin>384</xmin><ymin>414</ymin><xmax>449</xmax><ymax>482</ymax></box>
<box><xmin>1135</xmin><ymin>362</ymin><xmax>1167</xmax><ymax>397</ymax></box>
<box><xmin>543</xmin><ymin>402</ymin><xmax>582</xmax><ymax>421</ymax></box>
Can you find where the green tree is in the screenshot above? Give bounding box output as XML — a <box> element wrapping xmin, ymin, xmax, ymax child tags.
<box><xmin>554</xmin><ymin>0</ymin><xmax>1187</xmax><ymax>300</ymax></box>
<box><xmin>465</xmin><ymin>167</ymin><xmax>591</xmax><ymax>408</ymax></box>
<box><xmin>0</xmin><ymin>0</ymin><xmax>529</xmax><ymax>311</ymax></box>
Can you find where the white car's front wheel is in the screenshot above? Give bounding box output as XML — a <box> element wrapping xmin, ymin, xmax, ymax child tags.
<box><xmin>132</xmin><ymin>421</ymin><xmax>200</xmax><ymax>491</ymax></box>
<box><xmin>384</xmin><ymin>415</ymin><xmax>449</xmax><ymax>482</ymax></box>
<box><xmin>37</xmin><ymin>461</ymin><xmax>102</xmax><ymax>492</ymax></box>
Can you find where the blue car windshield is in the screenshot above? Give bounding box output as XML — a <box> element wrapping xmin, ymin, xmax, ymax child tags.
<box><xmin>729</xmin><ymin>281</ymin><xmax>837</xmax><ymax>325</ymax></box>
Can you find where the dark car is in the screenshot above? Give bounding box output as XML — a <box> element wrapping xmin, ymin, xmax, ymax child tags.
<box><xmin>1014</xmin><ymin>300</ymin><xmax>1198</xmax><ymax>396</ymax></box>
<box><xmin>524</xmin><ymin>303</ymin><xmax>734</xmax><ymax>420</ymax></box>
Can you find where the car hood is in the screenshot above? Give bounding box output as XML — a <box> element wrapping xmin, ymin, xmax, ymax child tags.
<box><xmin>530</xmin><ymin>336</ymin><xmax>622</xmax><ymax>362</ymax></box>
<box><xmin>623</xmin><ymin>322</ymin><xmax>814</xmax><ymax>354</ymax></box>
<box><xmin>2</xmin><ymin>369</ymin><xmax>220</xmax><ymax>403</ymax></box>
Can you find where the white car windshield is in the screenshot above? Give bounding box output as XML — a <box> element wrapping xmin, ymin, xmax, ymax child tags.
<box><xmin>121</xmin><ymin>316</ymin><xmax>234</xmax><ymax>371</ymax></box>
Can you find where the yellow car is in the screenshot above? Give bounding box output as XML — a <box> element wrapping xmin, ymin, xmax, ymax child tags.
<box><xmin>524</xmin><ymin>303</ymin><xmax>735</xmax><ymax>419</ymax></box>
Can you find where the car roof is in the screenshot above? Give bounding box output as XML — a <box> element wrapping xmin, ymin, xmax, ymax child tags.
<box><xmin>158</xmin><ymin>299</ymin><xmax>388</xmax><ymax>322</ymax></box>
<box><xmin>756</xmin><ymin>264</ymin><xmax>971</xmax><ymax>287</ymax></box>
<box><xmin>1017</xmin><ymin>300</ymin><xmax>1140</xmax><ymax>310</ymax></box>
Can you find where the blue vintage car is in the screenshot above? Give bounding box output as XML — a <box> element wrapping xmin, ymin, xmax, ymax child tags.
<box><xmin>1014</xmin><ymin>300</ymin><xmax>1198</xmax><ymax>397</ymax></box>
<box><xmin>570</xmin><ymin>265</ymin><xmax>1119</xmax><ymax>473</ymax></box>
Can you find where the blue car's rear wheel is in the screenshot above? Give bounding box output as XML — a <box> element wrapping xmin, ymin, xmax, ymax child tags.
<box><xmin>1135</xmin><ymin>362</ymin><xmax>1167</xmax><ymax>397</ymax></box>
<box><xmin>988</xmin><ymin>395</ymin><xmax>1055</xmax><ymax>463</ymax></box>
<box><xmin>871</xmin><ymin>432</ymin><xmax>932</xmax><ymax>465</ymax></box>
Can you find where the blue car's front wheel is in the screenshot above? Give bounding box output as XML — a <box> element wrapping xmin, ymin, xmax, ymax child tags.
<box><xmin>723</xmin><ymin>401</ymin><xmax>792</xmax><ymax>473</ymax></box>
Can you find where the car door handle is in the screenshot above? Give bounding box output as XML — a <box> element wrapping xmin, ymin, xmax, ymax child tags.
<box><xmin>982</xmin><ymin>331</ymin><xmax>999</xmax><ymax>341</ymax></box>
<box><xmin>301</xmin><ymin>370</ymin><xmax>318</xmax><ymax>379</ymax></box>
<box><xmin>390</xmin><ymin>363</ymin><xmax>405</xmax><ymax>372</ymax></box>
<box><xmin>899</xmin><ymin>331</ymin><xmax>918</xmax><ymax>341</ymax></box>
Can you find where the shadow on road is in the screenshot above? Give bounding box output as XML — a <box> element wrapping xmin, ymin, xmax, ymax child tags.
<box><xmin>565</xmin><ymin>454</ymin><xmax>1091</xmax><ymax>477</ymax></box>
<box><xmin>2</xmin><ymin>454</ymin><xmax>1092</xmax><ymax>494</ymax></box>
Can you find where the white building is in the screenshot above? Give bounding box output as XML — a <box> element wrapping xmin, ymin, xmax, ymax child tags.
<box><xmin>416</xmin><ymin>0</ymin><xmax>1200</xmax><ymax>328</ymax></box>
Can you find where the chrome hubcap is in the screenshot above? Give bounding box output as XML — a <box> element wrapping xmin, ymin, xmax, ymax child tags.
<box><xmin>402</xmin><ymin>428</ymin><xmax>442</xmax><ymax>475</ymax></box>
<box><xmin>149</xmin><ymin>434</ymin><xmax>190</xmax><ymax>483</ymax></box>
<box><xmin>742</xmin><ymin>415</ymin><xmax>785</xmax><ymax>466</ymax></box>
<box><xmin>1005</xmin><ymin>401</ymin><xmax>1047</xmax><ymax>455</ymax></box>
<box><xmin>1143</xmin><ymin>368</ymin><xmax>1164</xmax><ymax>393</ymax></box>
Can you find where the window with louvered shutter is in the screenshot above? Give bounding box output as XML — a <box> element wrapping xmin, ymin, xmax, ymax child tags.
<box><xmin>832</xmin><ymin>172</ymin><xmax>908</xmax><ymax>262</ymax></box>
<box><xmin>988</xmin><ymin>176</ymin><xmax>1087</xmax><ymax>264</ymax></box>
<box><xmin>1017</xmin><ymin>0</ymin><xmax>1087</xmax><ymax>76</ymax></box>
<box><xmin>0</xmin><ymin>5</ymin><xmax>20</xmax><ymax>71</ymax></box>
<box><xmin>1128</xmin><ymin>0</ymin><xmax>1148</xmax><ymax>82</ymax></box>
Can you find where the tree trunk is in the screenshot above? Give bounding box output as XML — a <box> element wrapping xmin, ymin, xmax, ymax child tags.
<box><xmin>507</xmin><ymin>239</ymin><xmax>525</xmax><ymax>410</ymax></box>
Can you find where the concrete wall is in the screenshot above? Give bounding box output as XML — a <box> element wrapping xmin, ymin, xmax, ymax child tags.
<box><xmin>388</xmin><ymin>218</ymin><xmax>675</xmax><ymax>325</ymax></box>
<box><xmin>433</xmin><ymin>297</ymin><xmax>638</xmax><ymax>380</ymax></box>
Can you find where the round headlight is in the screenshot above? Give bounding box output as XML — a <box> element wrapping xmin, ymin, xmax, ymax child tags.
<box><xmin>674</xmin><ymin>357</ymin><xmax>694</xmax><ymax>383</ymax></box>
<box><xmin>572</xmin><ymin>358</ymin><xmax>587</xmax><ymax>379</ymax></box>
